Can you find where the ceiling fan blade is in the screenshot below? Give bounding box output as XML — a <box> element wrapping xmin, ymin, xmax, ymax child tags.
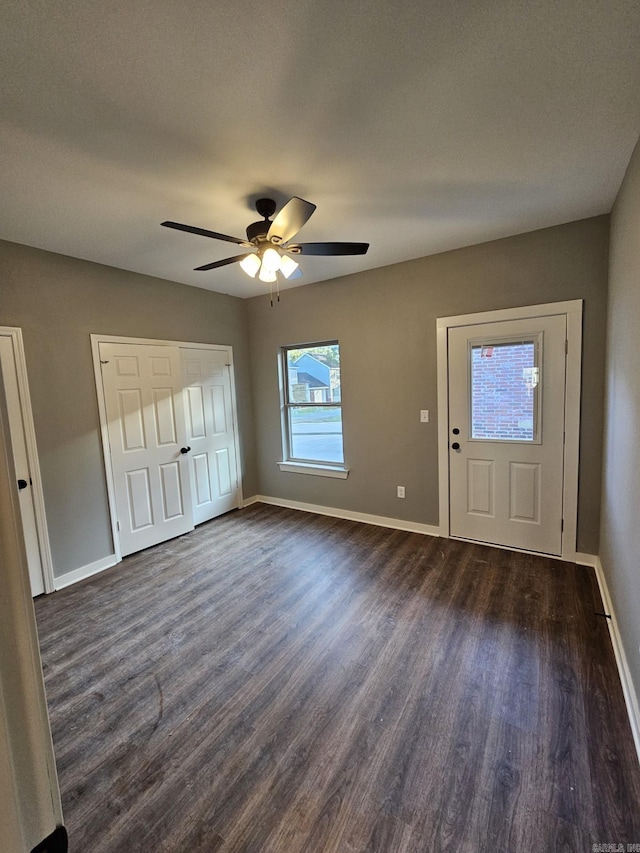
<box><xmin>194</xmin><ymin>254</ymin><xmax>249</xmax><ymax>271</ymax></box>
<box><xmin>162</xmin><ymin>221</ymin><xmax>252</xmax><ymax>247</ymax></box>
<box><xmin>267</xmin><ymin>197</ymin><xmax>316</xmax><ymax>245</ymax></box>
<box><xmin>288</xmin><ymin>242</ymin><xmax>369</xmax><ymax>256</ymax></box>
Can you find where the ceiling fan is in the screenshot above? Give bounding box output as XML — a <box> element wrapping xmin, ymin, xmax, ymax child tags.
<box><xmin>161</xmin><ymin>196</ymin><xmax>369</xmax><ymax>286</ymax></box>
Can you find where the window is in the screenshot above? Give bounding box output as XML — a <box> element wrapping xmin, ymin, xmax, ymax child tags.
<box><xmin>280</xmin><ymin>342</ymin><xmax>346</xmax><ymax>472</ymax></box>
<box><xmin>470</xmin><ymin>338</ymin><xmax>540</xmax><ymax>442</ymax></box>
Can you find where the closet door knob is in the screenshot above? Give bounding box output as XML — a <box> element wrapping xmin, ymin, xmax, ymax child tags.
<box><xmin>180</xmin><ymin>446</ymin><xmax>191</xmax><ymax>454</ymax></box>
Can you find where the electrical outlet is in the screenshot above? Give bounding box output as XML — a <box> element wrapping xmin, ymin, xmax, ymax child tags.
<box><xmin>397</xmin><ymin>486</ymin><xmax>405</xmax><ymax>498</ymax></box>
<box><xmin>420</xmin><ymin>410</ymin><xmax>429</xmax><ymax>423</ymax></box>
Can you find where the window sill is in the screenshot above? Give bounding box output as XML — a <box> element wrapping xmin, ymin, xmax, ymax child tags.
<box><xmin>277</xmin><ymin>462</ymin><xmax>350</xmax><ymax>479</ymax></box>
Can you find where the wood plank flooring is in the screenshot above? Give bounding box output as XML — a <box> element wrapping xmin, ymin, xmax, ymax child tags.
<box><xmin>35</xmin><ymin>503</ymin><xmax>640</xmax><ymax>852</ymax></box>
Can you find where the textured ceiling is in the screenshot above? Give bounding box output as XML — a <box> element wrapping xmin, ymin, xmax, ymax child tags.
<box><xmin>1</xmin><ymin>0</ymin><xmax>639</xmax><ymax>298</ymax></box>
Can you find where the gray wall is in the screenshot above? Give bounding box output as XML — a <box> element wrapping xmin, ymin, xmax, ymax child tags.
<box><xmin>0</xmin><ymin>215</ymin><xmax>610</xmax><ymax>576</ymax></box>
<box><xmin>0</xmin><ymin>240</ymin><xmax>257</xmax><ymax>578</ymax></box>
<box><xmin>600</xmin><ymin>136</ymin><xmax>640</xmax><ymax>709</ymax></box>
<box><xmin>247</xmin><ymin>216</ymin><xmax>609</xmax><ymax>555</ymax></box>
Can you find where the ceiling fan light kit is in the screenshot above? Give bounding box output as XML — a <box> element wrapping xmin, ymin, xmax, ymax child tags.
<box><xmin>262</xmin><ymin>246</ymin><xmax>283</xmax><ymax>273</ymax></box>
<box><xmin>258</xmin><ymin>265</ymin><xmax>277</xmax><ymax>284</ymax></box>
<box><xmin>238</xmin><ymin>253</ymin><xmax>261</xmax><ymax>278</ymax></box>
<box><xmin>279</xmin><ymin>254</ymin><xmax>300</xmax><ymax>279</ymax></box>
<box><xmin>161</xmin><ymin>196</ymin><xmax>369</xmax><ymax>302</ymax></box>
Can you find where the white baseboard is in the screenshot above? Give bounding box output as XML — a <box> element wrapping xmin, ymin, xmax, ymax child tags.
<box><xmin>574</xmin><ymin>552</ymin><xmax>599</xmax><ymax>568</ymax></box>
<box><xmin>54</xmin><ymin>554</ymin><xmax>119</xmax><ymax>591</ymax></box>
<box><xmin>242</xmin><ymin>495</ymin><xmax>441</xmax><ymax>538</ymax></box>
<box><xmin>593</xmin><ymin>556</ymin><xmax>640</xmax><ymax>765</ymax></box>
<box><xmin>241</xmin><ymin>495</ymin><xmax>263</xmax><ymax>509</ymax></box>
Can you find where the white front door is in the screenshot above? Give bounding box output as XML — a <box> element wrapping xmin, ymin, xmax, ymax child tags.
<box><xmin>0</xmin><ymin>336</ymin><xmax>45</xmax><ymax>596</ymax></box>
<box><xmin>100</xmin><ymin>342</ymin><xmax>194</xmax><ymax>556</ymax></box>
<box><xmin>447</xmin><ymin>314</ymin><xmax>566</xmax><ymax>555</ymax></box>
<box><xmin>181</xmin><ymin>348</ymin><xmax>239</xmax><ymax>525</ymax></box>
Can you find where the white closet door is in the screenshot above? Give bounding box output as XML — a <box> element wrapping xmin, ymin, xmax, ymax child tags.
<box><xmin>100</xmin><ymin>343</ymin><xmax>194</xmax><ymax>556</ymax></box>
<box><xmin>182</xmin><ymin>348</ymin><xmax>239</xmax><ymax>525</ymax></box>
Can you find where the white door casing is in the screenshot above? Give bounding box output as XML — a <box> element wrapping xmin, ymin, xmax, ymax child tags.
<box><xmin>182</xmin><ymin>348</ymin><xmax>239</xmax><ymax>525</ymax></box>
<box><xmin>437</xmin><ymin>301</ymin><xmax>583</xmax><ymax>561</ymax></box>
<box><xmin>0</xmin><ymin>329</ymin><xmax>53</xmax><ymax>595</ymax></box>
<box><xmin>99</xmin><ymin>342</ymin><xmax>194</xmax><ymax>556</ymax></box>
<box><xmin>448</xmin><ymin>315</ymin><xmax>566</xmax><ymax>555</ymax></box>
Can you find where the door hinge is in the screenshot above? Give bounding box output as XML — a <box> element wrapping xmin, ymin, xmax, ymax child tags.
<box><xmin>565</xmin><ymin>340</ymin><xmax>568</xmax><ymax>354</ymax></box>
<box><xmin>116</xmin><ymin>521</ymin><xmax>120</xmax><ymax>531</ymax></box>
<box><xmin>561</xmin><ymin>518</ymin><xmax>564</xmax><ymax>532</ymax></box>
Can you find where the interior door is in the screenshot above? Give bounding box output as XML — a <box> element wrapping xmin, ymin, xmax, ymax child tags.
<box><xmin>0</xmin><ymin>337</ymin><xmax>45</xmax><ymax>596</ymax></box>
<box><xmin>100</xmin><ymin>342</ymin><xmax>194</xmax><ymax>556</ymax></box>
<box><xmin>0</xmin><ymin>368</ymin><xmax>63</xmax><ymax>848</ymax></box>
<box><xmin>447</xmin><ymin>314</ymin><xmax>566</xmax><ymax>555</ymax></box>
<box><xmin>182</xmin><ymin>348</ymin><xmax>239</xmax><ymax>525</ymax></box>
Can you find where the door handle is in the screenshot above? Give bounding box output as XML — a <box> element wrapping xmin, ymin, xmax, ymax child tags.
<box><xmin>17</xmin><ymin>478</ymin><xmax>28</xmax><ymax>490</ymax></box>
<box><xmin>180</xmin><ymin>446</ymin><xmax>191</xmax><ymax>454</ymax></box>
<box><xmin>451</xmin><ymin>442</ymin><xmax>460</xmax><ymax>451</ymax></box>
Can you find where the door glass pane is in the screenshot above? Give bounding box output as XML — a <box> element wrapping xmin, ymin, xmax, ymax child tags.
<box><xmin>289</xmin><ymin>406</ymin><xmax>344</xmax><ymax>463</ymax></box>
<box><xmin>470</xmin><ymin>341</ymin><xmax>538</xmax><ymax>441</ymax></box>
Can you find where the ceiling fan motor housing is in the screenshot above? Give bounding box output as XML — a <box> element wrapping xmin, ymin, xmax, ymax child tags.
<box><xmin>246</xmin><ymin>219</ymin><xmax>271</xmax><ymax>243</ymax></box>
<box><xmin>246</xmin><ymin>198</ymin><xmax>277</xmax><ymax>244</ymax></box>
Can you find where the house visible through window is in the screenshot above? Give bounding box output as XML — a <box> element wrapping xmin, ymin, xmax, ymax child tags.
<box><xmin>282</xmin><ymin>342</ymin><xmax>344</xmax><ymax>465</ymax></box>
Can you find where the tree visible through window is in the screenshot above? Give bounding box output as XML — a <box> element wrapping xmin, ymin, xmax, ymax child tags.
<box><xmin>282</xmin><ymin>342</ymin><xmax>344</xmax><ymax>465</ymax></box>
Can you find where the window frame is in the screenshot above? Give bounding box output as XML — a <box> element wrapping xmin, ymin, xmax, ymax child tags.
<box><xmin>278</xmin><ymin>341</ymin><xmax>349</xmax><ymax>478</ymax></box>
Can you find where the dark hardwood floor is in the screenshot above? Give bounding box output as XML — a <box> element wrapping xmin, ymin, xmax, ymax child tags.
<box><xmin>35</xmin><ymin>503</ymin><xmax>640</xmax><ymax>852</ymax></box>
